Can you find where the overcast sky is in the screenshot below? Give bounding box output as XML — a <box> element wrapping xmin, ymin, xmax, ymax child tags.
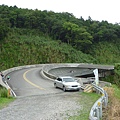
<box><xmin>0</xmin><ymin>0</ymin><xmax>120</xmax><ymax>24</ymax></box>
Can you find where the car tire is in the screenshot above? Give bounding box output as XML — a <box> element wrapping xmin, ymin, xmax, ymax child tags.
<box><xmin>63</xmin><ymin>86</ymin><xmax>66</xmax><ymax>92</ymax></box>
<box><xmin>77</xmin><ymin>89</ymin><xmax>80</xmax><ymax>91</ymax></box>
<box><xmin>54</xmin><ymin>83</ymin><xmax>57</xmax><ymax>88</ymax></box>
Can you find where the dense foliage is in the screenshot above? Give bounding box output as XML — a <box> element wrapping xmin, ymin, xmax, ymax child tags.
<box><xmin>0</xmin><ymin>5</ymin><xmax>120</xmax><ymax>70</ymax></box>
<box><xmin>0</xmin><ymin>85</ymin><xmax>8</xmax><ymax>98</ymax></box>
<box><xmin>0</xmin><ymin>28</ymin><xmax>96</xmax><ymax>70</ymax></box>
<box><xmin>114</xmin><ymin>63</ymin><xmax>120</xmax><ymax>87</ymax></box>
<box><xmin>1</xmin><ymin>5</ymin><xmax>120</xmax><ymax>48</ymax></box>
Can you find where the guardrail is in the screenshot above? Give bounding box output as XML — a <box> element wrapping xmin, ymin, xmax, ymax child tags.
<box><xmin>0</xmin><ymin>76</ymin><xmax>9</xmax><ymax>89</ymax></box>
<box><xmin>0</xmin><ymin>75</ymin><xmax>15</xmax><ymax>97</ymax></box>
<box><xmin>89</xmin><ymin>83</ymin><xmax>108</xmax><ymax>120</ymax></box>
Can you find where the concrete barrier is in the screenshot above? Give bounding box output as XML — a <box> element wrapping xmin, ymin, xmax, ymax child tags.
<box><xmin>2</xmin><ymin>64</ymin><xmax>43</xmax><ymax>76</ymax></box>
<box><xmin>0</xmin><ymin>76</ymin><xmax>9</xmax><ymax>89</ymax></box>
<box><xmin>42</xmin><ymin>63</ymin><xmax>80</xmax><ymax>79</ymax></box>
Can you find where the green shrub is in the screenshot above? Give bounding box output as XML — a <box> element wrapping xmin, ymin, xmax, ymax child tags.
<box><xmin>102</xmin><ymin>63</ymin><xmax>120</xmax><ymax>87</ymax></box>
<box><xmin>102</xmin><ymin>75</ymin><xmax>114</xmax><ymax>84</ymax></box>
<box><xmin>114</xmin><ymin>63</ymin><xmax>120</xmax><ymax>87</ymax></box>
<box><xmin>0</xmin><ymin>87</ymin><xmax>8</xmax><ymax>98</ymax></box>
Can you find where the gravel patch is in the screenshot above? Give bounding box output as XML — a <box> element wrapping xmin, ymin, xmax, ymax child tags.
<box><xmin>0</xmin><ymin>92</ymin><xmax>82</xmax><ymax>120</ymax></box>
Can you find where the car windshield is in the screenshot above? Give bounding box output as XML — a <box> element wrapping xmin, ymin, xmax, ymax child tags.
<box><xmin>63</xmin><ymin>78</ymin><xmax>75</xmax><ymax>82</ymax></box>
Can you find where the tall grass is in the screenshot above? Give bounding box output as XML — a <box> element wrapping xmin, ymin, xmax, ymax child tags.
<box><xmin>0</xmin><ymin>85</ymin><xmax>8</xmax><ymax>98</ymax></box>
<box><xmin>0</xmin><ymin>85</ymin><xmax>15</xmax><ymax>109</ymax></box>
<box><xmin>103</xmin><ymin>85</ymin><xmax>120</xmax><ymax>120</ymax></box>
<box><xmin>90</xmin><ymin>42</ymin><xmax>120</xmax><ymax>64</ymax></box>
<box><xmin>0</xmin><ymin>30</ymin><xmax>96</xmax><ymax>70</ymax></box>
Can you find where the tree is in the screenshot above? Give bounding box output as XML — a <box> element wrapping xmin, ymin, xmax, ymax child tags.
<box><xmin>0</xmin><ymin>18</ymin><xmax>10</xmax><ymax>41</ymax></box>
<box><xmin>62</xmin><ymin>22</ymin><xmax>80</xmax><ymax>44</ymax></box>
<box><xmin>62</xmin><ymin>22</ymin><xmax>93</xmax><ymax>51</ymax></box>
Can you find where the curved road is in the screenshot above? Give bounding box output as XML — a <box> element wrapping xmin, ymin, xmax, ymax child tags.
<box><xmin>0</xmin><ymin>67</ymin><xmax>83</xmax><ymax>120</ymax></box>
<box><xmin>7</xmin><ymin>67</ymin><xmax>61</xmax><ymax>97</ymax></box>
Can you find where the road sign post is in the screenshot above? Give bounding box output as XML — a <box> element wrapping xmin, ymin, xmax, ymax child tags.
<box><xmin>93</xmin><ymin>69</ymin><xmax>99</xmax><ymax>85</ymax></box>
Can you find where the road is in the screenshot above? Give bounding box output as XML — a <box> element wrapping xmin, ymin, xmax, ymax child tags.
<box><xmin>0</xmin><ymin>67</ymin><xmax>83</xmax><ymax>120</ymax></box>
<box><xmin>0</xmin><ymin>64</ymin><xmax>113</xmax><ymax>120</ymax></box>
<box><xmin>7</xmin><ymin>67</ymin><xmax>62</xmax><ymax>97</ymax></box>
<box><xmin>6</xmin><ymin>63</ymin><xmax>114</xmax><ymax>97</ymax></box>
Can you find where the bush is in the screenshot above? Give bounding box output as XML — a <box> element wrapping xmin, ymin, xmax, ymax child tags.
<box><xmin>103</xmin><ymin>85</ymin><xmax>120</xmax><ymax>120</ymax></box>
<box><xmin>0</xmin><ymin>87</ymin><xmax>8</xmax><ymax>98</ymax></box>
<box><xmin>102</xmin><ymin>63</ymin><xmax>120</xmax><ymax>87</ymax></box>
<box><xmin>114</xmin><ymin>63</ymin><xmax>120</xmax><ymax>87</ymax></box>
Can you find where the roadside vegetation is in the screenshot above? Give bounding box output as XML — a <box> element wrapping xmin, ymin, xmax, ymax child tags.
<box><xmin>0</xmin><ymin>29</ymin><xmax>96</xmax><ymax>70</ymax></box>
<box><xmin>103</xmin><ymin>85</ymin><xmax>120</xmax><ymax>120</ymax></box>
<box><xmin>0</xmin><ymin>85</ymin><xmax>15</xmax><ymax>109</ymax></box>
<box><xmin>0</xmin><ymin>5</ymin><xmax>120</xmax><ymax>70</ymax></box>
<box><xmin>69</xmin><ymin>92</ymin><xmax>100</xmax><ymax>120</ymax></box>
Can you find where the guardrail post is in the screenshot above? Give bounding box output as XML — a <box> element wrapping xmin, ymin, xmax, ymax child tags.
<box><xmin>96</xmin><ymin>107</ymin><xmax>100</xmax><ymax>120</ymax></box>
<box><xmin>104</xmin><ymin>97</ymin><xmax>107</xmax><ymax>108</ymax></box>
<box><xmin>99</xmin><ymin>103</ymin><xmax>102</xmax><ymax>118</ymax></box>
<box><xmin>97</xmin><ymin>101</ymin><xmax>102</xmax><ymax>120</ymax></box>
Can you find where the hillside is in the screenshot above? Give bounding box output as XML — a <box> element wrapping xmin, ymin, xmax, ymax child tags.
<box><xmin>0</xmin><ymin>28</ymin><xmax>96</xmax><ymax>70</ymax></box>
<box><xmin>0</xmin><ymin>5</ymin><xmax>120</xmax><ymax>70</ymax></box>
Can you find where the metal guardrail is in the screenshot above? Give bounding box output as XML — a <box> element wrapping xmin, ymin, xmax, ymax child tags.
<box><xmin>0</xmin><ymin>75</ymin><xmax>17</xmax><ymax>97</ymax></box>
<box><xmin>89</xmin><ymin>83</ymin><xmax>108</xmax><ymax>120</ymax></box>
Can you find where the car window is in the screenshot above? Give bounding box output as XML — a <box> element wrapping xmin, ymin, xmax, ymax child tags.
<box><xmin>57</xmin><ymin>78</ymin><xmax>62</xmax><ymax>81</ymax></box>
<box><xmin>63</xmin><ymin>78</ymin><xmax>75</xmax><ymax>82</ymax></box>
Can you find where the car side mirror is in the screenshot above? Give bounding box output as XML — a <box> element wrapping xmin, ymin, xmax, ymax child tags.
<box><xmin>75</xmin><ymin>80</ymin><xmax>78</xmax><ymax>82</ymax></box>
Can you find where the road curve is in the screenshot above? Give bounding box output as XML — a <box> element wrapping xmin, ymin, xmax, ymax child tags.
<box><xmin>7</xmin><ymin>67</ymin><xmax>61</xmax><ymax>97</ymax></box>
<box><xmin>0</xmin><ymin>65</ymin><xmax>100</xmax><ymax>120</ymax></box>
<box><xmin>0</xmin><ymin>66</ymin><xmax>82</xmax><ymax>120</ymax></box>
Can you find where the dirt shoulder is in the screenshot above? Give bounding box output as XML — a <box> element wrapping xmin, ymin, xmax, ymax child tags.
<box><xmin>0</xmin><ymin>91</ymin><xmax>99</xmax><ymax>120</ymax></box>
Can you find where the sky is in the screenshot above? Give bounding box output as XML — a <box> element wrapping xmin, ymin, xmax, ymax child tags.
<box><xmin>0</xmin><ymin>0</ymin><xmax>120</xmax><ymax>24</ymax></box>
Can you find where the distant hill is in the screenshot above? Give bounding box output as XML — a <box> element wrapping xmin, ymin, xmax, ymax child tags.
<box><xmin>0</xmin><ymin>5</ymin><xmax>120</xmax><ymax>70</ymax></box>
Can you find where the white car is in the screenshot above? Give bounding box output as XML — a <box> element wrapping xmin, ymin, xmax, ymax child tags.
<box><xmin>54</xmin><ymin>76</ymin><xmax>81</xmax><ymax>91</ymax></box>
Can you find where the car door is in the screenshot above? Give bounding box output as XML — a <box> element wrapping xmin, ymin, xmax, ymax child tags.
<box><xmin>56</xmin><ymin>78</ymin><xmax>62</xmax><ymax>88</ymax></box>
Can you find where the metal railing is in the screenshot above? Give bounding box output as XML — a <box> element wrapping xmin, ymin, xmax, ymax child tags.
<box><xmin>89</xmin><ymin>83</ymin><xmax>108</xmax><ymax>120</ymax></box>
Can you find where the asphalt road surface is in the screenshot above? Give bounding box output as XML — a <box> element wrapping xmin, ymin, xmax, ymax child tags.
<box><xmin>7</xmin><ymin>67</ymin><xmax>62</xmax><ymax>97</ymax></box>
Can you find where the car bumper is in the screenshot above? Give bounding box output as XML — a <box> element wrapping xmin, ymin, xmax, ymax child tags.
<box><xmin>65</xmin><ymin>86</ymin><xmax>81</xmax><ymax>91</ymax></box>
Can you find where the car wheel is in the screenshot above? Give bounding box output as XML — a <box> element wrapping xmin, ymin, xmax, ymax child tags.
<box><xmin>77</xmin><ymin>89</ymin><xmax>80</xmax><ymax>91</ymax></box>
<box><xmin>63</xmin><ymin>86</ymin><xmax>66</xmax><ymax>92</ymax></box>
<box><xmin>54</xmin><ymin>83</ymin><xmax>57</xmax><ymax>88</ymax></box>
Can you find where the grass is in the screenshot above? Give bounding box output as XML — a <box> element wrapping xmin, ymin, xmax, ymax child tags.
<box><xmin>0</xmin><ymin>86</ymin><xmax>15</xmax><ymax>109</ymax></box>
<box><xmin>113</xmin><ymin>85</ymin><xmax>120</xmax><ymax>99</ymax></box>
<box><xmin>68</xmin><ymin>92</ymin><xmax>100</xmax><ymax>120</ymax></box>
<box><xmin>102</xmin><ymin>84</ymin><xmax>120</xmax><ymax>120</ymax></box>
<box><xmin>0</xmin><ymin>97</ymin><xmax>15</xmax><ymax>109</ymax></box>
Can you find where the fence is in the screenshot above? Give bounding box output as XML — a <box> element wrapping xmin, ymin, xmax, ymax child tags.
<box><xmin>89</xmin><ymin>83</ymin><xmax>108</xmax><ymax>120</ymax></box>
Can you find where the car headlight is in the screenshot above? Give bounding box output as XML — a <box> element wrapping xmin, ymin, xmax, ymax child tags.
<box><xmin>65</xmin><ymin>85</ymin><xmax>71</xmax><ymax>88</ymax></box>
